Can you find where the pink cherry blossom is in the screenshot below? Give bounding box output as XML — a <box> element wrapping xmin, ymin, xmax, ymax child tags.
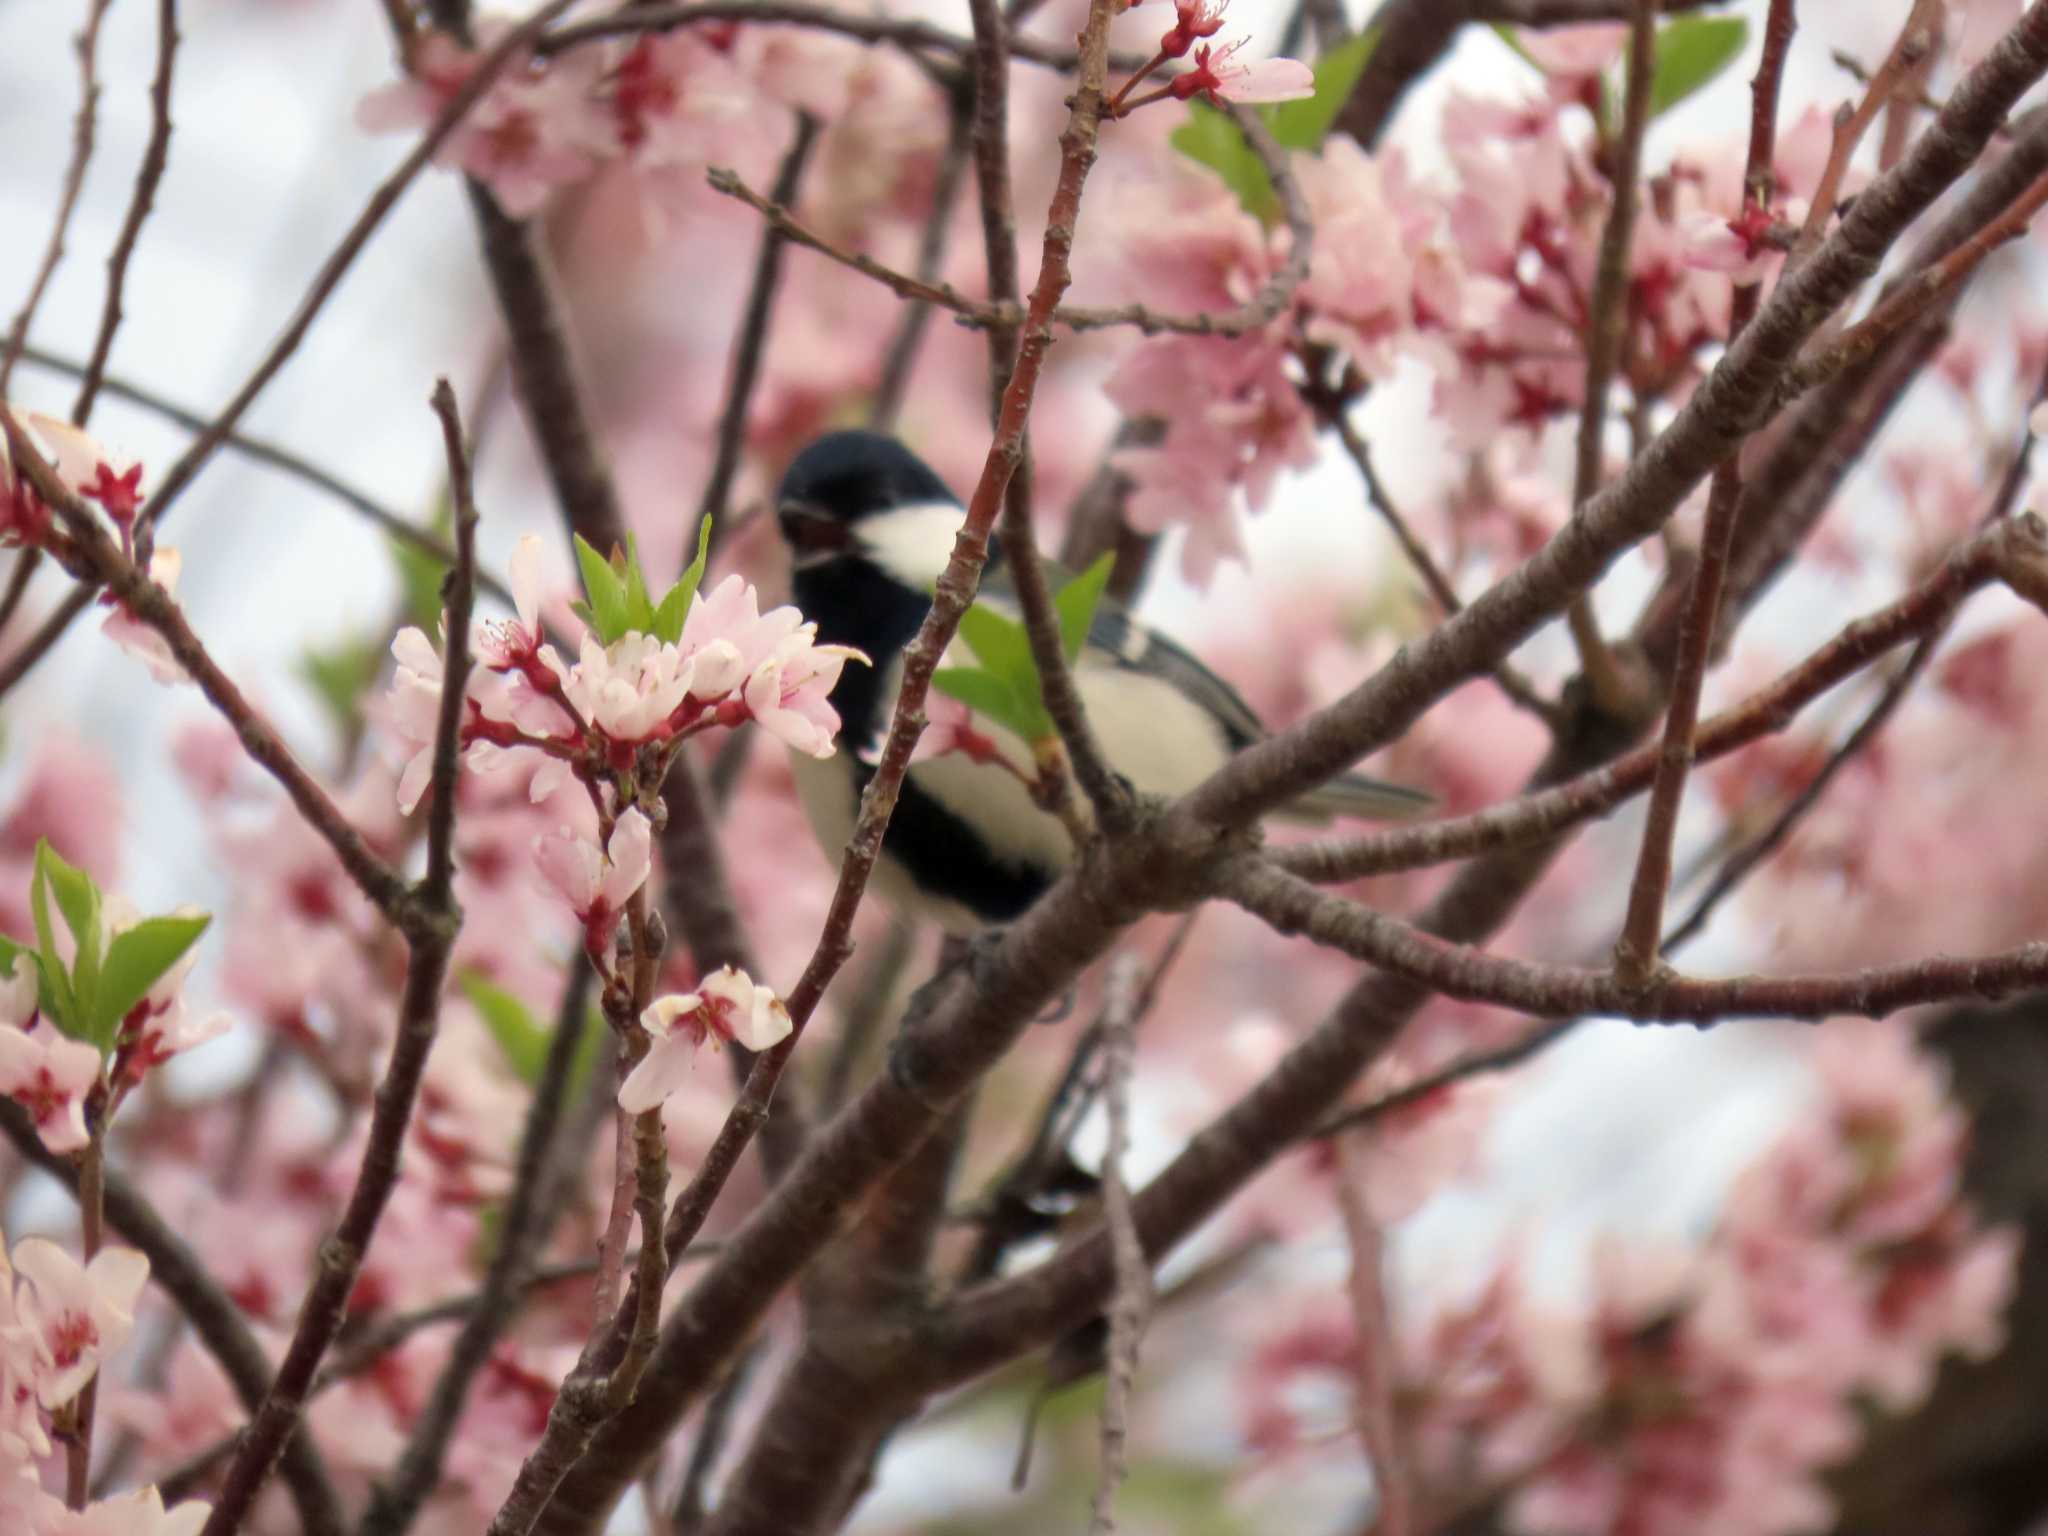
<box><xmin>0</xmin><ymin>1006</ymin><xmax>102</xmax><ymax>1157</ymax></box>
<box><xmin>10</xmin><ymin>1236</ymin><xmax>149</xmax><ymax>1407</ymax></box>
<box><xmin>356</xmin><ymin>25</ymin><xmax>616</xmax><ymax>217</ymax></box>
<box><xmin>99</xmin><ymin>548</ymin><xmax>189</xmax><ymax>685</ymax></box>
<box><xmin>1168</xmin><ymin>41</ymin><xmax>1313</xmax><ymax>106</ymax></box>
<box><xmin>477</xmin><ymin>533</ymin><xmax>549</xmax><ymax>671</ymax></box>
<box><xmin>534</xmin><ymin>807</ymin><xmax>652</xmax><ymax>947</ymax></box>
<box><xmin>618</xmin><ymin>966</ymin><xmax>792</xmax><ymax>1113</ymax></box>
<box><xmin>560</xmin><ymin>631</ymin><xmax>699</xmax><ymax>746</ymax></box>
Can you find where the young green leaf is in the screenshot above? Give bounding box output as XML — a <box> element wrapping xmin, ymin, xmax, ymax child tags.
<box><xmin>957</xmin><ymin>603</ymin><xmax>1040</xmax><ymax>693</ymax></box>
<box><xmin>1053</xmin><ymin>553</ymin><xmax>1116</xmax><ymax>664</ymax></box>
<box><xmin>653</xmin><ymin>514</ymin><xmax>715</xmax><ymax>643</ymax></box>
<box><xmin>1491</xmin><ymin>22</ymin><xmax>1542</xmax><ymax>72</ymax></box>
<box><xmin>1648</xmin><ymin>15</ymin><xmax>1748</xmax><ymax>119</ymax></box>
<box><xmin>1263</xmin><ymin>29</ymin><xmax>1379</xmax><ymax>151</ymax></box>
<box><xmin>96</xmin><ymin>913</ymin><xmax>210</xmax><ymax>1045</ymax></box>
<box><xmin>622</xmin><ymin>535</ymin><xmax>660</xmax><ymax>636</ymax></box>
<box><xmin>1170</xmin><ymin>101</ymin><xmax>1278</xmax><ymax>226</ymax></box>
<box><xmin>933</xmin><ymin>666</ymin><xmax>1048</xmax><ymax>742</ymax></box>
<box><xmin>36</xmin><ymin>841</ymin><xmax>100</xmax><ymax>1033</ymax></box>
<box><xmin>572</xmin><ymin>534</ymin><xmax>630</xmax><ymax>644</ymax></box>
<box><xmin>462</xmin><ymin>972</ymin><xmax>551</xmax><ymax>1085</ymax></box>
<box><xmin>391</xmin><ymin>526</ymin><xmax>453</xmax><ymax>632</ymax></box>
<box><xmin>25</xmin><ymin>851</ymin><xmax>74</xmax><ymax>1029</ymax></box>
<box><xmin>299</xmin><ymin>637</ymin><xmax>383</xmax><ymax>739</ymax></box>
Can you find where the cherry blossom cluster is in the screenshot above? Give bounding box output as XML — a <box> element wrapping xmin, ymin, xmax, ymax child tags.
<box><xmin>1107</xmin><ymin>0</ymin><xmax>1314</xmax><ymax>115</ymax></box>
<box><xmin>0</xmin><ymin>410</ymin><xmax>185</xmax><ymax>683</ymax></box>
<box><xmin>1095</xmin><ymin>26</ymin><xmax>1841</xmax><ymax>582</ymax></box>
<box><xmin>0</xmin><ymin>1228</ymin><xmax>206</xmax><ymax>1535</ymax></box>
<box><xmin>387</xmin><ymin>533</ymin><xmax>840</xmax><ymax>1102</ymax></box>
<box><xmin>388</xmin><ymin>534</ymin><xmax>859</xmax><ymax>819</ymax></box>
<box><xmin>1242</xmin><ymin>1021</ymin><xmax>2019</xmax><ymax>1536</ymax></box>
<box><xmin>356</xmin><ymin>3</ymin><xmax>1313</xmax><ymax>217</ymax></box>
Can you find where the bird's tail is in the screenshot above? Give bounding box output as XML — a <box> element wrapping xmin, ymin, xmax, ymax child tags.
<box><xmin>1284</xmin><ymin>771</ymin><xmax>1434</xmax><ymax>824</ymax></box>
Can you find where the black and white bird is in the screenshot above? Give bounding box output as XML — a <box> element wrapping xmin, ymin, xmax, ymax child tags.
<box><xmin>776</xmin><ymin>430</ymin><xmax>1429</xmax><ymax>933</ymax></box>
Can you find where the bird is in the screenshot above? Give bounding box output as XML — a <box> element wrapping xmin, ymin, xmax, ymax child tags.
<box><xmin>775</xmin><ymin>430</ymin><xmax>1430</xmax><ymax>933</ymax></box>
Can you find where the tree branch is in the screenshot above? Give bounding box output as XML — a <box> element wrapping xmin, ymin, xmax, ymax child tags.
<box><xmin>194</xmin><ymin>382</ymin><xmax>477</xmax><ymax>1536</ymax></box>
<box><xmin>72</xmin><ymin>0</ymin><xmax>181</xmax><ymax>427</ymax></box>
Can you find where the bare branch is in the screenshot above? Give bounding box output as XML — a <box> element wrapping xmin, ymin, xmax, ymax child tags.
<box><xmin>537</xmin><ymin>0</ymin><xmax>1144</xmax><ymax>74</ymax></box>
<box><xmin>72</xmin><ymin>0</ymin><xmax>181</xmax><ymax>426</ymax></box>
<box><xmin>194</xmin><ymin>383</ymin><xmax>478</xmax><ymax>1536</ymax></box>
<box><xmin>1613</xmin><ymin>0</ymin><xmax>1798</xmax><ymax>985</ymax></box>
<box><xmin>1087</xmin><ymin>956</ymin><xmax>1151</xmax><ymax>1536</ymax></box>
<box><xmin>0</xmin><ymin>411</ymin><xmax>412</xmax><ymax>916</ymax></box>
<box><xmin>138</xmin><ymin>0</ymin><xmax>581</xmax><ymax>539</ymax></box>
<box><xmin>1272</xmin><ymin>514</ymin><xmax>2028</xmax><ymax>883</ymax></box>
<box><xmin>1180</xmin><ymin>6</ymin><xmax>2048</xmax><ymax>832</ymax></box>
<box><xmin>695</xmin><ymin>112</ymin><xmax>822</xmax><ymax>532</ymax></box>
<box><xmin>0</xmin><ymin>0</ymin><xmax>113</xmax><ymax>396</ymax></box>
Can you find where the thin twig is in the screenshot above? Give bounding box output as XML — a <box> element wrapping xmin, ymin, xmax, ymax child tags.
<box><xmin>0</xmin><ymin>0</ymin><xmax>113</xmax><ymax>396</ymax></box>
<box><xmin>1273</xmin><ymin>515</ymin><xmax>2026</xmax><ymax>884</ymax></box>
<box><xmin>0</xmin><ymin>410</ymin><xmax>412</xmax><ymax>915</ymax></box>
<box><xmin>1612</xmin><ymin>0</ymin><xmax>1798</xmax><ymax>985</ymax></box>
<box><xmin>136</xmin><ymin>0</ymin><xmax>580</xmax><ymax>539</ymax></box>
<box><xmin>537</xmin><ymin>0</ymin><xmax>1142</xmax><ymax>74</ymax></box>
<box><xmin>360</xmin><ymin>395</ymin><xmax>566</xmax><ymax>1536</ymax></box>
<box><xmin>1087</xmin><ymin>956</ymin><xmax>1150</xmax><ymax>1536</ymax></box>
<box><xmin>1562</xmin><ymin>0</ymin><xmax>1656</xmax><ymax>713</ymax></box>
<box><xmin>872</xmin><ymin>86</ymin><xmax>976</xmax><ymax>431</ymax></box>
<box><xmin>1225</xmin><ymin>848</ymin><xmax>2048</xmax><ymax>1025</ymax></box>
<box><xmin>1329</xmin><ymin>1135</ymin><xmax>1408</xmax><ymax>1536</ymax></box>
<box><xmin>73</xmin><ymin>0</ymin><xmax>181</xmax><ymax>426</ymax></box>
<box><xmin>1784</xmin><ymin>166</ymin><xmax>2048</xmax><ymax>398</ymax></box>
<box><xmin>707</xmin><ymin>155</ymin><xmax>1312</xmax><ymax>341</ymax></box>
<box><xmin>193</xmin><ymin>383</ymin><xmax>478</xmax><ymax>1536</ymax></box>
<box><xmin>15</xmin><ymin>345</ymin><xmax>507</xmax><ymax>602</ymax></box>
<box><xmin>1326</xmin><ymin>405</ymin><xmax>1557</xmax><ymax>724</ymax></box>
<box><xmin>1792</xmin><ymin>0</ymin><xmax>1945</xmax><ymax>267</ymax></box>
<box><xmin>695</xmin><ymin>112</ymin><xmax>821</xmax><ymax>532</ymax></box>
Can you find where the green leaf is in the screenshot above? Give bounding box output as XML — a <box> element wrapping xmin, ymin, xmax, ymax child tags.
<box><xmin>1169</xmin><ymin>100</ymin><xmax>1278</xmax><ymax>226</ymax></box>
<box><xmin>1648</xmin><ymin>15</ymin><xmax>1748</xmax><ymax>119</ymax></box>
<box><xmin>653</xmin><ymin>515</ymin><xmax>714</xmax><ymax>644</ymax></box>
<box><xmin>573</xmin><ymin>534</ymin><xmax>630</xmax><ymax>644</ymax></box>
<box><xmin>956</xmin><ymin>603</ymin><xmax>1038</xmax><ymax>692</ymax></box>
<box><xmin>299</xmin><ymin>637</ymin><xmax>382</xmax><ymax>737</ymax></box>
<box><xmin>392</xmin><ymin>537</ymin><xmax>451</xmax><ymax>632</ymax></box>
<box><xmin>1052</xmin><ymin>553</ymin><xmax>1115</xmax><ymax>664</ymax></box>
<box><xmin>932</xmin><ymin>666</ymin><xmax>1047</xmax><ymax>742</ymax></box>
<box><xmin>621</xmin><ymin>535</ymin><xmax>659</xmax><ymax>636</ymax></box>
<box><xmin>97</xmin><ymin>913</ymin><xmax>210</xmax><ymax>1044</ymax></box>
<box><xmin>1264</xmin><ymin>29</ymin><xmax>1378</xmax><ymax>151</ymax></box>
<box><xmin>1491</xmin><ymin>21</ymin><xmax>1542</xmax><ymax>72</ymax></box>
<box><xmin>35</xmin><ymin>841</ymin><xmax>99</xmax><ymax>1035</ymax></box>
<box><xmin>25</xmin><ymin>851</ymin><xmax>73</xmax><ymax>1028</ymax></box>
<box><xmin>462</xmin><ymin>972</ymin><xmax>551</xmax><ymax>1085</ymax></box>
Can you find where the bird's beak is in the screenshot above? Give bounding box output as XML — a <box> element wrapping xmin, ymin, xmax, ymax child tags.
<box><xmin>778</xmin><ymin>500</ymin><xmax>850</xmax><ymax>561</ymax></box>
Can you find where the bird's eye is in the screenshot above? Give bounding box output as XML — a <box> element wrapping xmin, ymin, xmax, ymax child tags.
<box><xmin>778</xmin><ymin>502</ymin><xmax>850</xmax><ymax>557</ymax></box>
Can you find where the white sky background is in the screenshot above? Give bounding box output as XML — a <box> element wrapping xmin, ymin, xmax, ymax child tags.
<box><xmin>0</xmin><ymin>0</ymin><xmax>2015</xmax><ymax>1527</ymax></box>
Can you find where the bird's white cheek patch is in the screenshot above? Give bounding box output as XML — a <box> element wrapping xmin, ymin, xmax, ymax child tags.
<box><xmin>854</xmin><ymin>501</ymin><xmax>970</xmax><ymax>590</ymax></box>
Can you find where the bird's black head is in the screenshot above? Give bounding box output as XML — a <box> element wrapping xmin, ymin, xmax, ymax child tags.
<box><xmin>775</xmin><ymin>431</ymin><xmax>958</xmax><ymax>560</ymax></box>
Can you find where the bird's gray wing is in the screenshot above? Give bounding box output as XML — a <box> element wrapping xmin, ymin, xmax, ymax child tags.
<box><xmin>975</xmin><ymin>563</ymin><xmax>1266</xmax><ymax>747</ymax></box>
